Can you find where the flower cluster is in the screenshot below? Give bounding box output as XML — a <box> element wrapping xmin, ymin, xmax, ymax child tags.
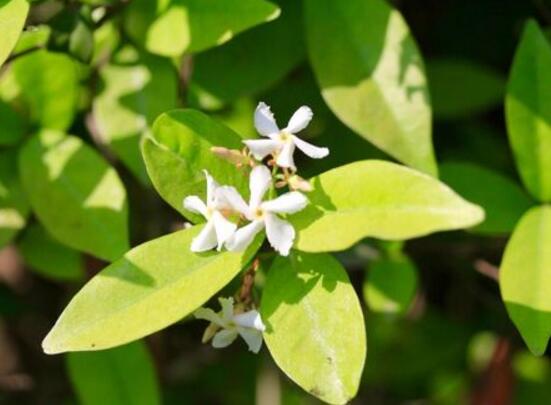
<box><xmin>191</xmin><ymin>102</ymin><xmax>329</xmax><ymax>352</ymax></box>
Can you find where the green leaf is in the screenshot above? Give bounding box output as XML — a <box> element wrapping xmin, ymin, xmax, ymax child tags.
<box><xmin>42</xmin><ymin>225</ymin><xmax>259</xmax><ymax>353</ymax></box>
<box><xmin>304</xmin><ymin>0</ymin><xmax>436</xmax><ymax>176</ymax></box>
<box><xmin>0</xmin><ymin>149</ymin><xmax>29</xmax><ymax>248</ymax></box>
<box><xmin>19</xmin><ymin>131</ymin><xmax>129</xmax><ymax>262</ymax></box>
<box><xmin>18</xmin><ymin>224</ymin><xmax>84</xmax><ymax>282</ymax></box>
<box><xmin>0</xmin><ymin>0</ymin><xmax>29</xmax><ymax>67</ymax></box>
<box><xmin>93</xmin><ymin>47</ymin><xmax>178</xmax><ymax>184</ymax></box>
<box><xmin>68</xmin><ymin>18</ymin><xmax>94</xmax><ymax>63</ymax></box>
<box><xmin>67</xmin><ymin>341</ymin><xmax>160</xmax><ymax>405</ymax></box>
<box><xmin>3</xmin><ymin>50</ymin><xmax>80</xmax><ymax>130</ymax></box>
<box><xmin>13</xmin><ymin>25</ymin><xmax>51</xmax><ymax>54</ymax></box>
<box><xmin>261</xmin><ymin>252</ymin><xmax>366</xmax><ymax>405</ymax></box>
<box><xmin>428</xmin><ymin>58</ymin><xmax>505</xmax><ymax>120</ymax></box>
<box><xmin>0</xmin><ymin>99</ymin><xmax>25</xmax><ymax>146</ymax></box>
<box><xmin>440</xmin><ymin>162</ymin><xmax>534</xmax><ymax>235</ymax></box>
<box><xmin>190</xmin><ymin>0</ymin><xmax>304</xmax><ymax>104</ymax></box>
<box><xmin>500</xmin><ymin>205</ymin><xmax>551</xmax><ymax>356</ymax></box>
<box><xmin>363</xmin><ymin>254</ymin><xmax>417</xmax><ymax>315</ymax></box>
<box><xmin>506</xmin><ymin>20</ymin><xmax>551</xmax><ymax>202</ymax></box>
<box><xmin>123</xmin><ymin>0</ymin><xmax>280</xmax><ymax>57</ymax></box>
<box><xmin>291</xmin><ymin>160</ymin><xmax>484</xmax><ymax>252</ymax></box>
<box><xmin>142</xmin><ymin>109</ymin><xmax>248</xmax><ymax>220</ymax></box>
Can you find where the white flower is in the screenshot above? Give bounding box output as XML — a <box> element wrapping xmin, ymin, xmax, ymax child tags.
<box><xmin>243</xmin><ymin>102</ymin><xmax>329</xmax><ymax>170</ymax></box>
<box><xmin>194</xmin><ymin>297</ymin><xmax>266</xmax><ymax>353</ymax></box>
<box><xmin>183</xmin><ymin>170</ymin><xmax>237</xmax><ymax>252</ymax></box>
<box><xmin>220</xmin><ymin>165</ymin><xmax>308</xmax><ymax>256</ymax></box>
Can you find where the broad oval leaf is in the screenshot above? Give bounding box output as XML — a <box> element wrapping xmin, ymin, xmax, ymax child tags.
<box><xmin>19</xmin><ymin>131</ymin><xmax>129</xmax><ymax>261</ymax></box>
<box><xmin>304</xmin><ymin>0</ymin><xmax>436</xmax><ymax>175</ymax></box>
<box><xmin>506</xmin><ymin>20</ymin><xmax>551</xmax><ymax>202</ymax></box>
<box><xmin>0</xmin><ymin>149</ymin><xmax>29</xmax><ymax>248</ymax></box>
<box><xmin>42</xmin><ymin>225</ymin><xmax>259</xmax><ymax>354</ymax></box>
<box><xmin>291</xmin><ymin>160</ymin><xmax>484</xmax><ymax>252</ymax></box>
<box><xmin>93</xmin><ymin>48</ymin><xmax>178</xmax><ymax>184</ymax></box>
<box><xmin>0</xmin><ymin>0</ymin><xmax>29</xmax><ymax>67</ymax></box>
<box><xmin>261</xmin><ymin>252</ymin><xmax>366</xmax><ymax>405</ymax></box>
<box><xmin>124</xmin><ymin>0</ymin><xmax>280</xmax><ymax>57</ymax></box>
<box><xmin>67</xmin><ymin>341</ymin><xmax>160</xmax><ymax>405</ymax></box>
<box><xmin>142</xmin><ymin>109</ymin><xmax>248</xmax><ymax>220</ymax></box>
<box><xmin>0</xmin><ymin>100</ymin><xmax>25</xmax><ymax>146</ymax></box>
<box><xmin>500</xmin><ymin>206</ymin><xmax>551</xmax><ymax>356</ymax></box>
<box><xmin>440</xmin><ymin>162</ymin><xmax>534</xmax><ymax>235</ymax></box>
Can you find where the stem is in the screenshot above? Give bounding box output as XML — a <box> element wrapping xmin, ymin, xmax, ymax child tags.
<box><xmin>238</xmin><ymin>258</ymin><xmax>260</xmax><ymax>305</ymax></box>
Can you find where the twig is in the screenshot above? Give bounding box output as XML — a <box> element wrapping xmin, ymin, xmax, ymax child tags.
<box><xmin>474</xmin><ymin>259</ymin><xmax>499</xmax><ymax>282</ymax></box>
<box><xmin>238</xmin><ymin>258</ymin><xmax>260</xmax><ymax>305</ymax></box>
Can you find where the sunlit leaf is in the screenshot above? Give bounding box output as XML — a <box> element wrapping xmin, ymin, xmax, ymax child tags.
<box><xmin>304</xmin><ymin>0</ymin><xmax>436</xmax><ymax>175</ymax></box>
<box><xmin>262</xmin><ymin>252</ymin><xmax>366</xmax><ymax>405</ymax></box>
<box><xmin>19</xmin><ymin>131</ymin><xmax>129</xmax><ymax>261</ymax></box>
<box><xmin>42</xmin><ymin>226</ymin><xmax>260</xmax><ymax>353</ymax></box>
<box><xmin>500</xmin><ymin>206</ymin><xmax>551</xmax><ymax>356</ymax></box>
<box><xmin>291</xmin><ymin>160</ymin><xmax>484</xmax><ymax>252</ymax></box>
<box><xmin>124</xmin><ymin>0</ymin><xmax>280</xmax><ymax>57</ymax></box>
<box><xmin>142</xmin><ymin>109</ymin><xmax>249</xmax><ymax>221</ymax></box>
<box><xmin>0</xmin><ymin>0</ymin><xmax>29</xmax><ymax>67</ymax></box>
<box><xmin>506</xmin><ymin>20</ymin><xmax>551</xmax><ymax>202</ymax></box>
<box><xmin>67</xmin><ymin>341</ymin><xmax>160</xmax><ymax>405</ymax></box>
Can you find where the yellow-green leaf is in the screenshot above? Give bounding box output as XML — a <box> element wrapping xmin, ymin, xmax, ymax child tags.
<box><xmin>0</xmin><ymin>0</ymin><xmax>29</xmax><ymax>67</ymax></box>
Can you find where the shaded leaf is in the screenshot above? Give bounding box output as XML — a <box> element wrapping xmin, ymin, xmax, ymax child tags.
<box><xmin>291</xmin><ymin>160</ymin><xmax>484</xmax><ymax>252</ymax></box>
<box><xmin>304</xmin><ymin>0</ymin><xmax>436</xmax><ymax>175</ymax></box>
<box><xmin>19</xmin><ymin>131</ymin><xmax>129</xmax><ymax>261</ymax></box>
<box><xmin>0</xmin><ymin>99</ymin><xmax>25</xmax><ymax>146</ymax></box>
<box><xmin>262</xmin><ymin>252</ymin><xmax>366</xmax><ymax>405</ymax></box>
<box><xmin>67</xmin><ymin>341</ymin><xmax>160</xmax><ymax>405</ymax></box>
<box><xmin>0</xmin><ymin>0</ymin><xmax>29</xmax><ymax>67</ymax></box>
<box><xmin>500</xmin><ymin>206</ymin><xmax>551</xmax><ymax>356</ymax></box>
<box><xmin>42</xmin><ymin>225</ymin><xmax>260</xmax><ymax>353</ymax></box>
<box><xmin>506</xmin><ymin>20</ymin><xmax>551</xmax><ymax>202</ymax></box>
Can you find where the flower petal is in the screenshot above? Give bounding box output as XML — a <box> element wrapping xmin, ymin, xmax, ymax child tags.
<box><xmin>233</xmin><ymin>310</ymin><xmax>266</xmax><ymax>331</ymax></box>
<box><xmin>212</xmin><ymin>329</ymin><xmax>239</xmax><ymax>348</ymax></box>
<box><xmin>264</xmin><ymin>213</ymin><xmax>295</xmax><ymax>256</ymax></box>
<box><xmin>190</xmin><ymin>220</ymin><xmax>217</xmax><ymax>252</ymax></box>
<box><xmin>275</xmin><ymin>141</ymin><xmax>296</xmax><ymax>169</ymax></box>
<box><xmin>216</xmin><ymin>186</ymin><xmax>250</xmax><ymax>217</ymax></box>
<box><xmin>254</xmin><ymin>102</ymin><xmax>279</xmax><ymax>137</ymax></box>
<box><xmin>285</xmin><ymin>106</ymin><xmax>313</xmax><ymax>133</ymax></box>
<box><xmin>261</xmin><ymin>191</ymin><xmax>308</xmax><ymax>214</ymax></box>
<box><xmin>183</xmin><ymin>195</ymin><xmax>208</xmax><ymax>217</ymax></box>
<box><xmin>219</xmin><ymin>297</ymin><xmax>235</xmax><ymax>323</ymax></box>
<box><xmin>203</xmin><ymin>170</ymin><xmax>218</xmax><ymax>205</ymax></box>
<box><xmin>293</xmin><ymin>136</ymin><xmax>330</xmax><ymax>159</ymax></box>
<box><xmin>212</xmin><ymin>211</ymin><xmax>237</xmax><ymax>250</ymax></box>
<box><xmin>237</xmin><ymin>327</ymin><xmax>264</xmax><ymax>353</ymax></box>
<box><xmin>194</xmin><ymin>307</ymin><xmax>224</xmax><ymax>327</ymax></box>
<box><xmin>243</xmin><ymin>139</ymin><xmax>281</xmax><ymax>160</ymax></box>
<box><xmin>249</xmin><ymin>165</ymin><xmax>272</xmax><ymax>208</ymax></box>
<box><xmin>226</xmin><ymin>220</ymin><xmax>265</xmax><ymax>252</ymax></box>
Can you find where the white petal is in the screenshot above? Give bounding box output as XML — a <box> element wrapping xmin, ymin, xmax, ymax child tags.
<box><xmin>212</xmin><ymin>211</ymin><xmax>237</xmax><ymax>250</ymax></box>
<box><xmin>264</xmin><ymin>213</ymin><xmax>295</xmax><ymax>256</ymax></box>
<box><xmin>261</xmin><ymin>192</ymin><xmax>308</xmax><ymax>214</ymax></box>
<box><xmin>254</xmin><ymin>102</ymin><xmax>279</xmax><ymax>137</ymax></box>
<box><xmin>216</xmin><ymin>186</ymin><xmax>250</xmax><ymax>217</ymax></box>
<box><xmin>243</xmin><ymin>139</ymin><xmax>282</xmax><ymax>160</ymax></box>
<box><xmin>237</xmin><ymin>327</ymin><xmax>264</xmax><ymax>353</ymax></box>
<box><xmin>212</xmin><ymin>329</ymin><xmax>239</xmax><ymax>348</ymax></box>
<box><xmin>194</xmin><ymin>307</ymin><xmax>224</xmax><ymax>327</ymax></box>
<box><xmin>190</xmin><ymin>221</ymin><xmax>217</xmax><ymax>252</ymax></box>
<box><xmin>285</xmin><ymin>106</ymin><xmax>313</xmax><ymax>133</ymax></box>
<box><xmin>233</xmin><ymin>310</ymin><xmax>266</xmax><ymax>331</ymax></box>
<box><xmin>219</xmin><ymin>297</ymin><xmax>235</xmax><ymax>323</ymax></box>
<box><xmin>293</xmin><ymin>136</ymin><xmax>329</xmax><ymax>159</ymax></box>
<box><xmin>249</xmin><ymin>165</ymin><xmax>272</xmax><ymax>208</ymax></box>
<box><xmin>183</xmin><ymin>196</ymin><xmax>208</xmax><ymax>217</ymax></box>
<box><xmin>226</xmin><ymin>220</ymin><xmax>265</xmax><ymax>252</ymax></box>
<box><xmin>203</xmin><ymin>170</ymin><xmax>218</xmax><ymax>205</ymax></box>
<box><xmin>275</xmin><ymin>141</ymin><xmax>295</xmax><ymax>169</ymax></box>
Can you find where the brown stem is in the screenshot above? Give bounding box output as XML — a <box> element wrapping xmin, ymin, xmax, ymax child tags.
<box><xmin>238</xmin><ymin>258</ymin><xmax>260</xmax><ymax>305</ymax></box>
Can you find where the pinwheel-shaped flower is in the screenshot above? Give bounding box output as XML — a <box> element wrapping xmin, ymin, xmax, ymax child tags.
<box><xmin>183</xmin><ymin>171</ymin><xmax>237</xmax><ymax>252</ymax></box>
<box><xmin>244</xmin><ymin>102</ymin><xmax>329</xmax><ymax>170</ymax></box>
<box><xmin>220</xmin><ymin>165</ymin><xmax>307</xmax><ymax>256</ymax></box>
<box><xmin>194</xmin><ymin>297</ymin><xmax>266</xmax><ymax>353</ymax></box>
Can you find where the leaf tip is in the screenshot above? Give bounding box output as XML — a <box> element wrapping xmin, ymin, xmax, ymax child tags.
<box><xmin>266</xmin><ymin>6</ymin><xmax>281</xmax><ymax>22</ymax></box>
<box><xmin>42</xmin><ymin>332</ymin><xmax>63</xmax><ymax>355</ymax></box>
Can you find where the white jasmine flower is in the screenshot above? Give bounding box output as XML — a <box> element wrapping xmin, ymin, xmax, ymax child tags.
<box><xmin>244</xmin><ymin>102</ymin><xmax>329</xmax><ymax>170</ymax></box>
<box><xmin>194</xmin><ymin>297</ymin><xmax>266</xmax><ymax>353</ymax></box>
<box><xmin>220</xmin><ymin>165</ymin><xmax>308</xmax><ymax>256</ymax></box>
<box><xmin>183</xmin><ymin>170</ymin><xmax>237</xmax><ymax>252</ymax></box>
